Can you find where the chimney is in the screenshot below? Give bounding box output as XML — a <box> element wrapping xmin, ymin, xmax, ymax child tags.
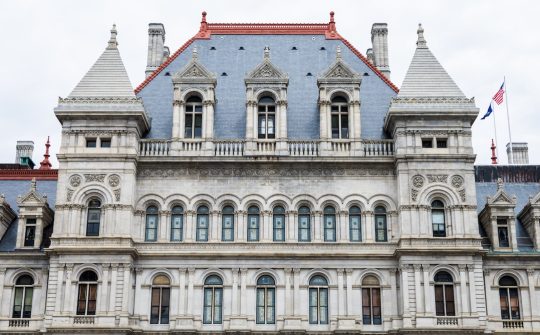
<box><xmin>366</xmin><ymin>48</ymin><xmax>375</xmax><ymax>65</ymax></box>
<box><xmin>507</xmin><ymin>142</ymin><xmax>529</xmax><ymax>164</ymax></box>
<box><xmin>371</xmin><ymin>23</ymin><xmax>390</xmax><ymax>79</ymax></box>
<box><xmin>15</xmin><ymin>140</ymin><xmax>35</xmax><ymax>168</ymax></box>
<box><xmin>146</xmin><ymin>23</ymin><xmax>167</xmax><ymax>77</ymax></box>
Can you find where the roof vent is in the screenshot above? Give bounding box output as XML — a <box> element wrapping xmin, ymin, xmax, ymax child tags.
<box><xmin>363</xmin><ymin>72</ymin><xmax>370</xmax><ymax>76</ymax></box>
<box><xmin>210</xmin><ymin>46</ymin><xmax>216</xmax><ymax>50</ymax></box>
<box><xmin>320</xmin><ymin>47</ymin><xmax>326</xmax><ymax>50</ymax></box>
<box><xmin>221</xmin><ymin>72</ymin><xmax>228</xmax><ymax>76</ymax></box>
<box><xmin>291</xmin><ymin>46</ymin><xmax>297</xmax><ymax>50</ymax></box>
<box><xmin>164</xmin><ymin>72</ymin><xmax>171</xmax><ymax>76</ymax></box>
<box><xmin>239</xmin><ymin>46</ymin><xmax>245</xmax><ymax>50</ymax></box>
<box><xmin>306</xmin><ymin>72</ymin><xmax>313</xmax><ymax>76</ymax></box>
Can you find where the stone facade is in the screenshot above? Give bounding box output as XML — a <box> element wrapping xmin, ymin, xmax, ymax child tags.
<box><xmin>0</xmin><ymin>13</ymin><xmax>539</xmax><ymax>335</ymax></box>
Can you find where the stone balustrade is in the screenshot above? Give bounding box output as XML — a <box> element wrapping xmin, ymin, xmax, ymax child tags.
<box><xmin>139</xmin><ymin>139</ymin><xmax>394</xmax><ymax>158</ymax></box>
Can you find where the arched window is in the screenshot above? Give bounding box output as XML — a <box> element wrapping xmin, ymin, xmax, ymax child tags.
<box><xmin>258</xmin><ymin>96</ymin><xmax>276</xmax><ymax>139</ymax></box>
<box><xmin>222</xmin><ymin>206</ymin><xmax>235</xmax><ymax>241</ymax></box>
<box><xmin>256</xmin><ymin>275</ymin><xmax>276</xmax><ymax>324</ymax></box>
<box><xmin>434</xmin><ymin>271</ymin><xmax>455</xmax><ymax>316</ymax></box>
<box><xmin>197</xmin><ymin>205</ymin><xmax>210</xmax><ymax>242</ymax></box>
<box><xmin>374</xmin><ymin>206</ymin><xmax>388</xmax><ymax>242</ymax></box>
<box><xmin>331</xmin><ymin>96</ymin><xmax>349</xmax><ymax>139</ymax></box>
<box><xmin>323</xmin><ymin>206</ymin><xmax>337</xmax><ymax>242</ymax></box>
<box><xmin>150</xmin><ymin>275</ymin><xmax>170</xmax><ymax>324</ymax></box>
<box><xmin>349</xmin><ymin>206</ymin><xmax>362</xmax><ymax>242</ymax></box>
<box><xmin>203</xmin><ymin>275</ymin><xmax>223</xmax><ymax>324</ymax></box>
<box><xmin>145</xmin><ymin>206</ymin><xmax>159</xmax><ymax>242</ymax></box>
<box><xmin>431</xmin><ymin>200</ymin><xmax>446</xmax><ymax>237</ymax></box>
<box><xmin>247</xmin><ymin>206</ymin><xmax>260</xmax><ymax>241</ymax></box>
<box><xmin>185</xmin><ymin>95</ymin><xmax>203</xmax><ymax>138</ymax></box>
<box><xmin>273</xmin><ymin>206</ymin><xmax>286</xmax><ymax>242</ymax></box>
<box><xmin>86</xmin><ymin>199</ymin><xmax>101</xmax><ymax>236</ymax></box>
<box><xmin>499</xmin><ymin>275</ymin><xmax>520</xmax><ymax>320</ymax></box>
<box><xmin>170</xmin><ymin>206</ymin><xmax>184</xmax><ymax>242</ymax></box>
<box><xmin>298</xmin><ymin>206</ymin><xmax>311</xmax><ymax>242</ymax></box>
<box><xmin>77</xmin><ymin>270</ymin><xmax>98</xmax><ymax>316</ymax></box>
<box><xmin>362</xmin><ymin>275</ymin><xmax>381</xmax><ymax>325</ymax></box>
<box><xmin>309</xmin><ymin>275</ymin><xmax>328</xmax><ymax>324</ymax></box>
<box><xmin>12</xmin><ymin>275</ymin><xmax>34</xmax><ymax>319</ymax></box>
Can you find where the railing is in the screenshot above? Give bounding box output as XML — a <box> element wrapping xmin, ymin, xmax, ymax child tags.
<box><xmin>436</xmin><ymin>317</ymin><xmax>459</xmax><ymax>326</ymax></box>
<box><xmin>139</xmin><ymin>139</ymin><xmax>394</xmax><ymax>158</ymax></box>
<box><xmin>503</xmin><ymin>320</ymin><xmax>524</xmax><ymax>328</ymax></box>
<box><xmin>140</xmin><ymin>139</ymin><xmax>170</xmax><ymax>156</ymax></box>
<box><xmin>9</xmin><ymin>319</ymin><xmax>30</xmax><ymax>327</ymax></box>
<box><xmin>73</xmin><ymin>316</ymin><xmax>95</xmax><ymax>324</ymax></box>
<box><xmin>288</xmin><ymin>140</ymin><xmax>319</xmax><ymax>156</ymax></box>
<box><xmin>214</xmin><ymin>140</ymin><xmax>245</xmax><ymax>156</ymax></box>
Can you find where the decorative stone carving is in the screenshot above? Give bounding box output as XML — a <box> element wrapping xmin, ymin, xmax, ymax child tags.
<box><xmin>411</xmin><ymin>189</ymin><xmax>419</xmax><ymax>202</ymax></box>
<box><xmin>66</xmin><ymin>189</ymin><xmax>74</xmax><ymax>202</ymax></box>
<box><xmin>108</xmin><ymin>174</ymin><xmax>120</xmax><ymax>188</ymax></box>
<box><xmin>412</xmin><ymin>175</ymin><xmax>425</xmax><ymax>188</ymax></box>
<box><xmin>84</xmin><ymin>174</ymin><xmax>106</xmax><ymax>183</ymax></box>
<box><xmin>458</xmin><ymin>189</ymin><xmax>466</xmax><ymax>202</ymax></box>
<box><xmin>113</xmin><ymin>189</ymin><xmax>121</xmax><ymax>202</ymax></box>
<box><xmin>451</xmin><ymin>175</ymin><xmax>464</xmax><ymax>189</ymax></box>
<box><xmin>69</xmin><ymin>175</ymin><xmax>82</xmax><ymax>187</ymax></box>
<box><xmin>427</xmin><ymin>174</ymin><xmax>448</xmax><ymax>183</ymax></box>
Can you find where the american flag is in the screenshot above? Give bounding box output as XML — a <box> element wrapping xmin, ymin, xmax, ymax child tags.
<box><xmin>492</xmin><ymin>82</ymin><xmax>505</xmax><ymax>105</ymax></box>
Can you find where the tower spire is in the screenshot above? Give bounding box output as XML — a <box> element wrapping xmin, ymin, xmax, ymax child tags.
<box><xmin>39</xmin><ymin>136</ymin><xmax>52</xmax><ymax>170</ymax></box>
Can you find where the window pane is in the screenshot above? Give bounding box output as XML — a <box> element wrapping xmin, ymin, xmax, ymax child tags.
<box><xmin>341</xmin><ymin>114</ymin><xmax>349</xmax><ymax>138</ymax></box>
<box><xmin>498</xmin><ymin>227</ymin><xmax>510</xmax><ymax>247</ymax></box>
<box><xmin>24</xmin><ymin>226</ymin><xmax>35</xmax><ymax>246</ymax></box>
<box><xmin>12</xmin><ymin>287</ymin><xmax>23</xmax><ymax>318</ymax></box>
<box><xmin>509</xmin><ymin>288</ymin><xmax>520</xmax><ymax>319</ymax></box>
<box><xmin>194</xmin><ymin>115</ymin><xmax>203</xmax><ymax>138</ymax></box>
<box><xmin>185</xmin><ymin>114</ymin><xmax>193</xmax><ymax>138</ymax></box>
<box><xmin>331</xmin><ymin>115</ymin><xmax>339</xmax><ymax>138</ymax></box>
<box><xmin>435</xmin><ymin>285</ymin><xmax>444</xmax><ymax>316</ymax></box>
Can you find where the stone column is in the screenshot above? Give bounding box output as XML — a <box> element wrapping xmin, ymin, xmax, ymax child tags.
<box><xmin>63</xmin><ymin>264</ymin><xmax>74</xmax><ymax>313</ymax></box>
<box><xmin>159</xmin><ymin>210</ymin><xmax>169</xmax><ymax>242</ymax></box>
<box><xmin>284</xmin><ymin>268</ymin><xmax>293</xmax><ymax>316</ymax></box>
<box><xmin>205</xmin><ymin>100</ymin><xmax>215</xmax><ymax>139</ymax></box>
<box><xmin>210</xmin><ymin>210</ymin><xmax>219</xmax><ymax>242</ymax></box>
<box><xmin>467</xmin><ymin>265</ymin><xmax>477</xmax><ymax>315</ymax></box>
<box><xmin>527</xmin><ymin>268</ymin><xmax>536</xmax><ymax>322</ymax></box>
<box><xmin>133</xmin><ymin>268</ymin><xmax>144</xmax><ymax>317</ymax></box>
<box><xmin>109</xmin><ymin>264</ymin><xmax>118</xmax><ymax>312</ymax></box>
<box><xmin>345</xmin><ymin>269</ymin><xmax>353</xmax><ymax>315</ymax></box>
<box><xmin>237</xmin><ymin>210</ymin><xmax>246</xmax><ymax>242</ymax></box>
<box><xmin>422</xmin><ymin>265</ymin><xmax>432</xmax><ymax>315</ymax></box>
<box><xmin>187</xmin><ymin>268</ymin><xmax>195</xmax><ymax>316</ymax></box>
<box><xmin>54</xmin><ymin>264</ymin><xmax>65</xmax><ymax>313</ymax></box>
<box><xmin>100</xmin><ymin>264</ymin><xmax>110</xmax><ymax>313</ymax></box>
<box><xmin>314</xmin><ymin>211</ymin><xmax>322</xmax><ymax>242</ymax></box>
<box><xmin>459</xmin><ymin>265</ymin><xmax>469</xmax><ymax>315</ymax></box>
<box><xmin>389</xmin><ymin>268</ymin><xmax>399</xmax><ymax>317</ymax></box>
<box><xmin>185</xmin><ymin>210</ymin><xmax>195</xmax><ymax>242</ymax></box>
<box><xmin>287</xmin><ymin>211</ymin><xmax>297</xmax><ymax>241</ymax></box>
<box><xmin>338</xmin><ymin>211</ymin><xmax>347</xmax><ymax>242</ymax></box>
<box><xmin>122</xmin><ymin>265</ymin><xmax>131</xmax><ymax>314</ymax></box>
<box><xmin>337</xmin><ymin>269</ymin><xmax>345</xmax><ymax>316</ymax></box>
<box><xmin>293</xmin><ymin>268</ymin><xmax>301</xmax><ymax>315</ymax></box>
<box><xmin>263</xmin><ymin>210</ymin><xmax>272</xmax><ymax>241</ymax></box>
<box><xmin>414</xmin><ymin>265</ymin><xmax>424</xmax><ymax>314</ymax></box>
<box><xmin>0</xmin><ymin>268</ymin><xmax>6</xmax><ymax>317</ymax></box>
<box><xmin>231</xmin><ymin>268</ymin><xmax>239</xmax><ymax>315</ymax></box>
<box><xmin>240</xmin><ymin>269</ymin><xmax>248</xmax><ymax>316</ymax></box>
<box><xmin>364</xmin><ymin>211</ymin><xmax>374</xmax><ymax>242</ymax></box>
<box><xmin>178</xmin><ymin>268</ymin><xmax>186</xmax><ymax>315</ymax></box>
<box><xmin>400</xmin><ymin>265</ymin><xmax>411</xmax><ymax>326</ymax></box>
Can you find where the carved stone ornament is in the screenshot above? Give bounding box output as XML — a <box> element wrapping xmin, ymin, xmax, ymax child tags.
<box><xmin>412</xmin><ymin>175</ymin><xmax>425</xmax><ymax>189</ymax></box>
<box><xmin>69</xmin><ymin>175</ymin><xmax>82</xmax><ymax>188</ymax></box>
<box><xmin>84</xmin><ymin>174</ymin><xmax>106</xmax><ymax>183</ymax></box>
<box><xmin>458</xmin><ymin>189</ymin><xmax>466</xmax><ymax>202</ymax></box>
<box><xmin>451</xmin><ymin>175</ymin><xmax>464</xmax><ymax>189</ymax></box>
<box><xmin>427</xmin><ymin>174</ymin><xmax>448</xmax><ymax>183</ymax></box>
<box><xmin>411</xmin><ymin>189</ymin><xmax>419</xmax><ymax>202</ymax></box>
<box><xmin>114</xmin><ymin>189</ymin><xmax>121</xmax><ymax>202</ymax></box>
<box><xmin>66</xmin><ymin>189</ymin><xmax>74</xmax><ymax>202</ymax></box>
<box><xmin>108</xmin><ymin>174</ymin><xmax>121</xmax><ymax>188</ymax></box>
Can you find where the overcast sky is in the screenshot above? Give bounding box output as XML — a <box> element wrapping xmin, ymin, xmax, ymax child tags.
<box><xmin>1</xmin><ymin>0</ymin><xmax>538</xmax><ymax>166</ymax></box>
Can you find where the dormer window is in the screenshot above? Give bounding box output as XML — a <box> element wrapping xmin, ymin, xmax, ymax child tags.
<box><xmin>24</xmin><ymin>218</ymin><xmax>36</xmax><ymax>247</ymax></box>
<box><xmin>185</xmin><ymin>95</ymin><xmax>203</xmax><ymax>138</ymax></box>
<box><xmin>497</xmin><ymin>218</ymin><xmax>510</xmax><ymax>247</ymax></box>
<box><xmin>258</xmin><ymin>96</ymin><xmax>276</xmax><ymax>139</ymax></box>
<box><xmin>331</xmin><ymin>96</ymin><xmax>349</xmax><ymax>139</ymax></box>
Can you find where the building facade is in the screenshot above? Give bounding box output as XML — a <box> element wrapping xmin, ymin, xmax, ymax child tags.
<box><xmin>1</xmin><ymin>12</ymin><xmax>539</xmax><ymax>334</ymax></box>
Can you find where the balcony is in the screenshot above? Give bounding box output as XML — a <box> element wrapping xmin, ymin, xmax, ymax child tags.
<box><xmin>436</xmin><ymin>316</ymin><xmax>459</xmax><ymax>326</ymax></box>
<box><xmin>9</xmin><ymin>319</ymin><xmax>30</xmax><ymax>327</ymax></box>
<box><xmin>139</xmin><ymin>138</ymin><xmax>394</xmax><ymax>159</ymax></box>
<box><xmin>73</xmin><ymin>316</ymin><xmax>95</xmax><ymax>324</ymax></box>
<box><xmin>502</xmin><ymin>320</ymin><xmax>524</xmax><ymax>329</ymax></box>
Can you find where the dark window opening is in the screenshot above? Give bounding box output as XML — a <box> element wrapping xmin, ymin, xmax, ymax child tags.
<box><xmin>86</xmin><ymin>138</ymin><xmax>97</xmax><ymax>148</ymax></box>
<box><xmin>422</xmin><ymin>139</ymin><xmax>433</xmax><ymax>148</ymax></box>
<box><xmin>436</xmin><ymin>138</ymin><xmax>448</xmax><ymax>148</ymax></box>
<box><xmin>100</xmin><ymin>138</ymin><xmax>111</xmax><ymax>148</ymax></box>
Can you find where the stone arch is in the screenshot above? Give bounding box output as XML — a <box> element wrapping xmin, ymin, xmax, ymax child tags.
<box><xmin>357</xmin><ymin>269</ymin><xmax>387</xmax><ymax>286</ymax></box>
<box><xmin>136</xmin><ymin>194</ymin><xmax>165</xmax><ymax>210</ymax></box>
<box><xmin>303</xmin><ymin>269</ymin><xmax>334</xmax><ymax>286</ymax></box>
<box><xmin>369</xmin><ymin>194</ymin><xmax>397</xmax><ymax>211</ymax></box>
<box><xmin>492</xmin><ymin>269</ymin><xmax>526</xmax><ymax>287</ymax></box>
<box><xmin>251</xmin><ymin>269</ymin><xmax>282</xmax><ymax>286</ymax></box>
<box><xmin>343</xmin><ymin>195</ymin><xmax>369</xmax><ymax>212</ymax></box>
<box><xmin>417</xmin><ymin>184</ymin><xmax>460</xmax><ymax>207</ymax></box>
<box><xmin>328</xmin><ymin>89</ymin><xmax>353</xmax><ymax>102</ymax></box>
<box><xmin>240</xmin><ymin>194</ymin><xmax>266</xmax><ymax>211</ymax></box>
<box><xmin>215</xmin><ymin>194</ymin><xmax>242</xmax><ymax>211</ymax></box>
<box><xmin>317</xmin><ymin>194</ymin><xmax>343</xmax><ymax>212</ymax></box>
<box><xmin>163</xmin><ymin>194</ymin><xmax>190</xmax><ymax>210</ymax></box>
<box><xmin>8</xmin><ymin>268</ymin><xmax>42</xmax><ymax>286</ymax></box>
<box><xmin>144</xmin><ymin>268</ymin><xmax>177</xmax><ymax>286</ymax></box>
<box><xmin>429</xmin><ymin>265</ymin><xmax>460</xmax><ymax>283</ymax></box>
<box><xmin>72</xmin><ymin>184</ymin><xmax>114</xmax><ymax>205</ymax></box>
<box><xmin>254</xmin><ymin>89</ymin><xmax>280</xmax><ymax>102</ymax></box>
<box><xmin>198</xmin><ymin>268</ymin><xmax>230</xmax><ymax>286</ymax></box>
<box><xmin>291</xmin><ymin>194</ymin><xmax>317</xmax><ymax>211</ymax></box>
<box><xmin>181</xmin><ymin>89</ymin><xmax>206</xmax><ymax>101</ymax></box>
<box><xmin>189</xmin><ymin>194</ymin><xmax>216</xmax><ymax>211</ymax></box>
<box><xmin>267</xmin><ymin>194</ymin><xmax>292</xmax><ymax>211</ymax></box>
<box><xmin>72</xmin><ymin>264</ymin><xmax>104</xmax><ymax>282</ymax></box>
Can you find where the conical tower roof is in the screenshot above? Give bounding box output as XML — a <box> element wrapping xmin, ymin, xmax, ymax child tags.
<box><xmin>68</xmin><ymin>25</ymin><xmax>135</xmax><ymax>98</ymax></box>
<box><xmin>398</xmin><ymin>24</ymin><xmax>464</xmax><ymax>98</ymax></box>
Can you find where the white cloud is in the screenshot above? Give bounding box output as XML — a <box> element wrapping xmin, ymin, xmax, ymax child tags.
<box><xmin>1</xmin><ymin>0</ymin><xmax>538</xmax><ymax>165</ymax></box>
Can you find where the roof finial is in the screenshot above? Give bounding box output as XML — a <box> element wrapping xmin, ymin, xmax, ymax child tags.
<box><xmin>39</xmin><ymin>136</ymin><xmax>52</xmax><ymax>170</ymax></box>
<box><xmin>491</xmin><ymin>139</ymin><xmax>498</xmax><ymax>165</ymax></box>
<box><xmin>30</xmin><ymin>178</ymin><xmax>37</xmax><ymax>192</ymax></box>
<box><xmin>107</xmin><ymin>24</ymin><xmax>118</xmax><ymax>49</ymax></box>
<box><xmin>192</xmin><ymin>46</ymin><xmax>198</xmax><ymax>59</ymax></box>
<box><xmin>328</xmin><ymin>11</ymin><xmax>337</xmax><ymax>34</ymax></box>
<box><xmin>264</xmin><ymin>46</ymin><xmax>270</xmax><ymax>60</ymax></box>
<box><xmin>416</xmin><ymin>23</ymin><xmax>427</xmax><ymax>48</ymax></box>
<box><xmin>336</xmin><ymin>46</ymin><xmax>342</xmax><ymax>60</ymax></box>
<box><xmin>330</xmin><ymin>11</ymin><xmax>335</xmax><ymax>23</ymax></box>
<box><xmin>200</xmin><ymin>11</ymin><xmax>208</xmax><ymax>32</ymax></box>
<box><xmin>497</xmin><ymin>177</ymin><xmax>504</xmax><ymax>191</ymax></box>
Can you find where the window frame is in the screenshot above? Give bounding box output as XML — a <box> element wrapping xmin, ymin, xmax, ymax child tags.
<box><xmin>497</xmin><ymin>219</ymin><xmax>510</xmax><ymax>248</ymax></box>
<box><xmin>76</xmin><ymin>271</ymin><xmax>98</xmax><ymax>316</ymax></box>
<box><xmin>221</xmin><ymin>206</ymin><xmax>235</xmax><ymax>242</ymax></box>
<box><xmin>257</xmin><ymin>96</ymin><xmax>276</xmax><ymax>139</ymax></box>
<box><xmin>12</xmin><ymin>275</ymin><xmax>34</xmax><ymax>319</ymax></box>
<box><xmin>431</xmin><ymin>200</ymin><xmax>446</xmax><ymax>237</ymax></box>
<box><xmin>323</xmin><ymin>206</ymin><xmax>337</xmax><ymax>242</ymax></box>
<box><xmin>185</xmin><ymin>95</ymin><xmax>204</xmax><ymax>139</ymax></box>
<box><xmin>170</xmin><ymin>206</ymin><xmax>184</xmax><ymax>242</ymax></box>
<box><xmin>86</xmin><ymin>199</ymin><xmax>102</xmax><ymax>237</ymax></box>
<box><xmin>145</xmin><ymin>206</ymin><xmax>159</xmax><ymax>242</ymax></box>
<box><xmin>150</xmin><ymin>275</ymin><xmax>171</xmax><ymax>325</ymax></box>
<box><xmin>203</xmin><ymin>275</ymin><xmax>223</xmax><ymax>324</ymax></box>
<box><xmin>349</xmin><ymin>206</ymin><xmax>362</xmax><ymax>242</ymax></box>
<box><xmin>23</xmin><ymin>218</ymin><xmax>36</xmax><ymax>247</ymax></box>
<box><xmin>499</xmin><ymin>276</ymin><xmax>521</xmax><ymax>320</ymax></box>
<box><xmin>272</xmin><ymin>206</ymin><xmax>286</xmax><ymax>242</ymax></box>
<box><xmin>374</xmin><ymin>206</ymin><xmax>388</xmax><ymax>242</ymax></box>
<box><xmin>361</xmin><ymin>275</ymin><xmax>382</xmax><ymax>325</ymax></box>
<box><xmin>247</xmin><ymin>206</ymin><xmax>260</xmax><ymax>242</ymax></box>
<box><xmin>298</xmin><ymin>206</ymin><xmax>311</xmax><ymax>242</ymax></box>
<box><xmin>330</xmin><ymin>96</ymin><xmax>349</xmax><ymax>139</ymax></box>
<box><xmin>434</xmin><ymin>271</ymin><xmax>456</xmax><ymax>317</ymax></box>
<box><xmin>308</xmin><ymin>275</ymin><xmax>329</xmax><ymax>325</ymax></box>
<box><xmin>197</xmin><ymin>205</ymin><xmax>210</xmax><ymax>242</ymax></box>
<box><xmin>256</xmin><ymin>275</ymin><xmax>276</xmax><ymax>324</ymax></box>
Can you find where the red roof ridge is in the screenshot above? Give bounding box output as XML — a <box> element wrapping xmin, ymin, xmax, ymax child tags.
<box><xmin>135</xmin><ymin>12</ymin><xmax>399</xmax><ymax>94</ymax></box>
<box><xmin>0</xmin><ymin>169</ymin><xmax>58</xmax><ymax>180</ymax></box>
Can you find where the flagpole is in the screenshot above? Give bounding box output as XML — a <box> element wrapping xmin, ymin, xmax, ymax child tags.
<box><xmin>504</xmin><ymin>76</ymin><xmax>513</xmax><ymax>164</ymax></box>
<box><xmin>492</xmin><ymin>102</ymin><xmax>499</xmax><ymax>159</ymax></box>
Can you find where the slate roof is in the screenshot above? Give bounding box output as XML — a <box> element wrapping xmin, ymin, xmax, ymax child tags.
<box><xmin>69</xmin><ymin>25</ymin><xmax>135</xmax><ymax>98</ymax></box>
<box><xmin>0</xmin><ymin>179</ymin><xmax>57</xmax><ymax>252</ymax></box>
<box><xmin>136</xmin><ymin>17</ymin><xmax>398</xmax><ymax>140</ymax></box>
<box><xmin>398</xmin><ymin>25</ymin><xmax>465</xmax><ymax>98</ymax></box>
<box><xmin>475</xmin><ymin>165</ymin><xmax>540</xmax><ymax>252</ymax></box>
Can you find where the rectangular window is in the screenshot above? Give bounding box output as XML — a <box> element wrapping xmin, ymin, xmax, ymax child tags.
<box><xmin>298</xmin><ymin>215</ymin><xmax>311</xmax><ymax>242</ymax></box>
<box><xmin>375</xmin><ymin>215</ymin><xmax>387</xmax><ymax>242</ymax></box>
<box><xmin>185</xmin><ymin>114</ymin><xmax>193</xmax><ymax>138</ymax></box>
<box><xmin>170</xmin><ymin>215</ymin><xmax>183</xmax><ymax>241</ymax></box>
<box><xmin>86</xmin><ymin>138</ymin><xmax>97</xmax><ymax>148</ymax></box>
<box><xmin>273</xmin><ymin>215</ymin><xmax>285</xmax><ymax>241</ymax></box>
<box><xmin>497</xmin><ymin>219</ymin><xmax>510</xmax><ymax>247</ymax></box>
<box><xmin>247</xmin><ymin>215</ymin><xmax>259</xmax><ymax>241</ymax></box>
<box><xmin>145</xmin><ymin>215</ymin><xmax>158</xmax><ymax>242</ymax></box>
<box><xmin>432</xmin><ymin>211</ymin><xmax>446</xmax><ymax>237</ymax></box>
<box><xmin>100</xmin><ymin>138</ymin><xmax>111</xmax><ymax>148</ymax></box>
<box><xmin>267</xmin><ymin>114</ymin><xmax>275</xmax><ymax>138</ymax></box>
<box><xmin>194</xmin><ymin>114</ymin><xmax>203</xmax><ymax>138</ymax></box>
<box><xmin>331</xmin><ymin>114</ymin><xmax>339</xmax><ymax>139</ymax></box>
<box><xmin>309</xmin><ymin>288</ymin><xmax>318</xmax><ymax>324</ymax></box>
<box><xmin>324</xmin><ymin>215</ymin><xmax>336</xmax><ymax>242</ymax></box>
<box><xmin>24</xmin><ymin>219</ymin><xmax>36</xmax><ymax>247</ymax></box>
<box><xmin>349</xmin><ymin>215</ymin><xmax>361</xmax><ymax>242</ymax></box>
<box><xmin>436</xmin><ymin>138</ymin><xmax>448</xmax><ymax>148</ymax></box>
<box><xmin>256</xmin><ymin>288</ymin><xmax>275</xmax><ymax>324</ymax></box>
<box><xmin>341</xmin><ymin>114</ymin><xmax>349</xmax><ymax>139</ymax></box>
<box><xmin>197</xmin><ymin>215</ymin><xmax>209</xmax><ymax>242</ymax></box>
<box><xmin>222</xmin><ymin>215</ymin><xmax>234</xmax><ymax>241</ymax></box>
<box><xmin>422</xmin><ymin>138</ymin><xmax>433</xmax><ymax>148</ymax></box>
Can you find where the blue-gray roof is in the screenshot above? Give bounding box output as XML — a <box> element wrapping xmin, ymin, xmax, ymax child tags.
<box><xmin>137</xmin><ymin>34</ymin><xmax>397</xmax><ymax>139</ymax></box>
<box><xmin>0</xmin><ymin>179</ymin><xmax>57</xmax><ymax>252</ymax></box>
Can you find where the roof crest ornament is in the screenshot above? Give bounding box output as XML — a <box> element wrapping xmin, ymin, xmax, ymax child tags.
<box><xmin>39</xmin><ymin>136</ymin><xmax>52</xmax><ymax>170</ymax></box>
<box><xmin>416</xmin><ymin>23</ymin><xmax>427</xmax><ymax>48</ymax></box>
<box><xmin>336</xmin><ymin>46</ymin><xmax>342</xmax><ymax>60</ymax></box>
<box><xmin>192</xmin><ymin>46</ymin><xmax>198</xmax><ymax>60</ymax></box>
<box><xmin>30</xmin><ymin>177</ymin><xmax>37</xmax><ymax>192</ymax></box>
<box><xmin>107</xmin><ymin>24</ymin><xmax>118</xmax><ymax>50</ymax></box>
<box><xmin>264</xmin><ymin>46</ymin><xmax>270</xmax><ymax>60</ymax></box>
<box><xmin>497</xmin><ymin>177</ymin><xmax>504</xmax><ymax>191</ymax></box>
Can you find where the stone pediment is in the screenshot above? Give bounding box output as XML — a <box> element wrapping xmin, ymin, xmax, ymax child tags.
<box><xmin>173</xmin><ymin>48</ymin><xmax>216</xmax><ymax>84</ymax></box>
<box><xmin>323</xmin><ymin>62</ymin><xmax>357</xmax><ymax>79</ymax></box>
<box><xmin>246</xmin><ymin>47</ymin><xmax>287</xmax><ymax>83</ymax></box>
<box><xmin>487</xmin><ymin>190</ymin><xmax>516</xmax><ymax>206</ymax></box>
<box><xmin>16</xmin><ymin>179</ymin><xmax>48</xmax><ymax>206</ymax></box>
